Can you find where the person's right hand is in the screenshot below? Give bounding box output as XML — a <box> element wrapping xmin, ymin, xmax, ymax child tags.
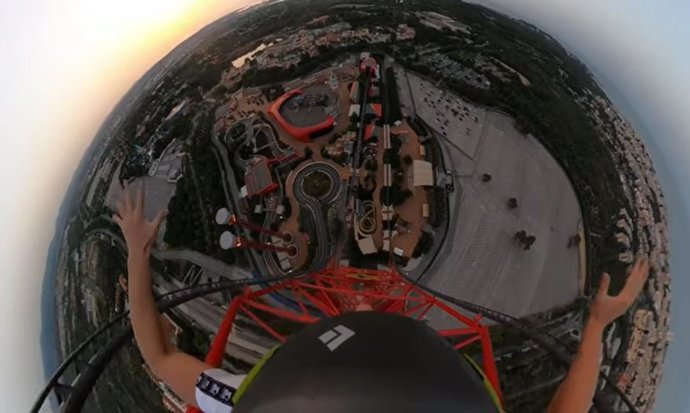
<box><xmin>113</xmin><ymin>182</ymin><xmax>167</xmax><ymax>256</ymax></box>
<box><xmin>589</xmin><ymin>259</ymin><xmax>649</xmax><ymax>328</ymax></box>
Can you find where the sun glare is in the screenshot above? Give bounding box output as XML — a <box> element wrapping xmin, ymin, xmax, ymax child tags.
<box><xmin>94</xmin><ymin>0</ymin><xmax>199</xmax><ymax>28</ymax></box>
<box><xmin>61</xmin><ymin>0</ymin><xmax>207</xmax><ymax>55</ymax></box>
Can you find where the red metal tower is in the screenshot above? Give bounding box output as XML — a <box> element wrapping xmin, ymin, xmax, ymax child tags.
<box><xmin>186</xmin><ymin>265</ymin><xmax>501</xmax><ymax>413</ymax></box>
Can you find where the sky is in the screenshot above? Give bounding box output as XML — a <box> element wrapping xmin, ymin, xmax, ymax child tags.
<box><xmin>0</xmin><ymin>0</ymin><xmax>688</xmax><ymax>411</ymax></box>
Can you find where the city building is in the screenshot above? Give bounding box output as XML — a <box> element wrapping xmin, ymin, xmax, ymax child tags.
<box><xmin>364</xmin><ymin>124</ymin><xmax>376</xmax><ymax>141</ymax></box>
<box><xmin>363</xmin><ymin>103</ymin><xmax>382</xmax><ymax>120</ymax></box>
<box><xmin>349</xmin><ymin>104</ymin><xmax>361</xmax><ymax>117</ymax></box>
<box><xmin>417</xmin><ymin>11</ymin><xmax>472</xmax><ymax>34</ymax></box>
<box><xmin>358</xmin><ymin>237</ymin><xmax>377</xmax><ymax>255</ymax></box>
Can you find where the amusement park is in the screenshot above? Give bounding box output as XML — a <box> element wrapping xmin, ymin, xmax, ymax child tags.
<box><xmin>37</xmin><ymin>1</ymin><xmax>673</xmax><ymax>412</ymax></box>
<box><xmin>36</xmin><ymin>49</ymin><xmax>652</xmax><ymax>413</ymax></box>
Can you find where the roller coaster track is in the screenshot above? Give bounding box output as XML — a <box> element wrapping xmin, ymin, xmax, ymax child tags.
<box><xmin>32</xmin><ymin>271</ymin><xmax>308</xmax><ymax>413</ymax></box>
<box><xmin>402</xmin><ymin>274</ymin><xmax>637</xmax><ymax>413</ymax></box>
<box><xmin>35</xmin><ymin>267</ymin><xmax>637</xmax><ymax>413</ymax></box>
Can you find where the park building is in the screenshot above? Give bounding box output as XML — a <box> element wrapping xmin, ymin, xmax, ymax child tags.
<box><xmin>243</xmin><ymin>157</ymin><xmax>279</xmax><ymax>198</ymax></box>
<box><xmin>411</xmin><ymin>160</ymin><xmax>434</xmax><ymax>187</ymax></box>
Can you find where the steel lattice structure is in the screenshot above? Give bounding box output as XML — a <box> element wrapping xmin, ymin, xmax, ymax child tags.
<box><xmin>186</xmin><ymin>265</ymin><xmax>502</xmax><ymax>413</ymax></box>
<box><xmin>33</xmin><ymin>267</ymin><xmax>638</xmax><ymax>413</ymax></box>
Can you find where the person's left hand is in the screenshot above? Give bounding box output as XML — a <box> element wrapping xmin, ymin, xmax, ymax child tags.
<box><xmin>590</xmin><ymin>258</ymin><xmax>649</xmax><ymax>328</ymax></box>
<box><xmin>113</xmin><ymin>181</ymin><xmax>167</xmax><ymax>256</ymax></box>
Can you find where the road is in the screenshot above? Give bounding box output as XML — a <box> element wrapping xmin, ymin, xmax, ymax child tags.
<box><xmin>292</xmin><ymin>162</ymin><xmax>342</xmax><ymax>269</ymax></box>
<box><xmin>154</xmin><ymin>276</ymin><xmax>277</xmax><ymax>364</ymax></box>
<box><xmin>87</xmin><ymin>228</ymin><xmax>254</xmax><ymax>281</ymax></box>
<box><xmin>154</xmin><ymin>249</ymin><xmax>253</xmax><ymax>279</ymax></box>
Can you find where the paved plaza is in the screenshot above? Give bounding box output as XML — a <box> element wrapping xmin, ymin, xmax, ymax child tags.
<box><xmin>105</xmin><ymin>142</ymin><xmax>183</xmax><ymax>221</ymax></box>
<box><xmin>398</xmin><ymin>71</ymin><xmax>584</xmax><ymax>324</ymax></box>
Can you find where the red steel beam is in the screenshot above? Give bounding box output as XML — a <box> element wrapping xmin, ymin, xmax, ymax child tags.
<box><xmin>194</xmin><ymin>265</ymin><xmax>501</xmax><ymax>410</ymax></box>
<box><xmin>438</xmin><ymin>328</ymin><xmax>480</xmax><ymax>337</ymax></box>
<box><xmin>478</xmin><ymin>325</ymin><xmax>502</xmax><ymax>402</ymax></box>
<box><xmin>241</xmin><ymin>296</ymin><xmax>320</xmax><ymax>324</ymax></box>
<box><xmin>240</xmin><ymin>304</ymin><xmax>287</xmax><ymax>343</ymax></box>
<box><xmin>453</xmin><ymin>334</ymin><xmax>481</xmax><ymax>350</ymax></box>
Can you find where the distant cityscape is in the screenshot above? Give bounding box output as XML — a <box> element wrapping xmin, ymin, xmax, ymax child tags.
<box><xmin>47</xmin><ymin>0</ymin><xmax>670</xmax><ymax>412</ymax></box>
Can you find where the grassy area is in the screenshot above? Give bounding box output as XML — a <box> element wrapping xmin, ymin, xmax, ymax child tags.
<box><xmin>302</xmin><ymin>170</ymin><xmax>333</xmax><ymax>198</ymax></box>
<box><xmin>163</xmin><ymin>113</ymin><xmax>237</xmax><ymax>264</ymax></box>
<box><xmin>383</xmin><ymin>67</ymin><xmax>403</xmax><ymax>123</ymax></box>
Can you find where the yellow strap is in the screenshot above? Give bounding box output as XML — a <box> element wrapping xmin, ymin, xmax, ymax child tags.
<box><xmin>463</xmin><ymin>354</ymin><xmax>504</xmax><ymax>413</ymax></box>
<box><xmin>231</xmin><ymin>346</ymin><xmax>280</xmax><ymax>404</ymax></box>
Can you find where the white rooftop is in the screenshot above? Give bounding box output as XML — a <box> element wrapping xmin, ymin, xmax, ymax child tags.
<box><xmin>412</xmin><ymin>160</ymin><xmax>434</xmax><ymax>187</ymax></box>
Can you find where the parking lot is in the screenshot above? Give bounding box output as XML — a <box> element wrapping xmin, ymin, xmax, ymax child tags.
<box><xmin>398</xmin><ymin>70</ymin><xmax>584</xmax><ymax>324</ymax></box>
<box><xmin>105</xmin><ymin>142</ymin><xmax>182</xmax><ymax>222</ymax></box>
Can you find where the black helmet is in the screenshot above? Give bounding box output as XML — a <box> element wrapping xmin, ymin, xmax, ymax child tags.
<box><xmin>235</xmin><ymin>312</ymin><xmax>500</xmax><ymax>413</ymax></box>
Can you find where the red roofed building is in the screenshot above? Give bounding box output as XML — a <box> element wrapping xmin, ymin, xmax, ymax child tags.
<box><xmin>363</xmin><ymin>103</ymin><xmax>382</xmax><ymax>120</ymax></box>
<box><xmin>244</xmin><ymin>157</ymin><xmax>279</xmax><ymax>197</ymax></box>
<box><xmin>371</xmin><ymin>103</ymin><xmax>382</xmax><ymax>118</ymax></box>
<box><xmin>360</xmin><ymin>57</ymin><xmax>380</xmax><ymax>78</ymax></box>
<box><xmin>364</xmin><ymin>124</ymin><xmax>376</xmax><ymax>141</ymax></box>
<box><xmin>268</xmin><ymin>89</ymin><xmax>335</xmax><ymax>142</ymax></box>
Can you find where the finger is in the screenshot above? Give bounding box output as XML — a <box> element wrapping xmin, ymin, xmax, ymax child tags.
<box><xmin>632</xmin><ymin>258</ymin><xmax>644</xmax><ymax>276</ymax></box>
<box><xmin>598</xmin><ymin>273</ymin><xmax>611</xmax><ymax>296</ymax></box>
<box><xmin>640</xmin><ymin>258</ymin><xmax>649</xmax><ymax>275</ymax></box>
<box><xmin>112</xmin><ymin>213</ymin><xmax>123</xmax><ymax>226</ymax></box>
<box><xmin>123</xmin><ymin>180</ymin><xmax>132</xmax><ymax>211</ymax></box>
<box><xmin>632</xmin><ymin>259</ymin><xmax>650</xmax><ymax>290</ymax></box>
<box><xmin>116</xmin><ymin>198</ymin><xmax>126</xmax><ymax>214</ymax></box>
<box><xmin>632</xmin><ymin>258</ymin><xmax>647</xmax><ymax>278</ymax></box>
<box><xmin>136</xmin><ymin>182</ymin><xmax>145</xmax><ymax>212</ymax></box>
<box><xmin>622</xmin><ymin>259</ymin><xmax>649</xmax><ymax>301</ymax></box>
<box><xmin>152</xmin><ymin>210</ymin><xmax>169</xmax><ymax>230</ymax></box>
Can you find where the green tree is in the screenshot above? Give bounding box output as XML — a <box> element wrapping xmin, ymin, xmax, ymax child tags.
<box><xmin>304</xmin><ymin>146</ymin><xmax>314</xmax><ymax>159</ymax></box>
<box><xmin>384</xmin><ymin>149</ymin><xmax>401</xmax><ymax>169</ymax></box>
<box><xmin>403</xmin><ymin>154</ymin><xmax>413</xmax><ymax>165</ymax></box>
